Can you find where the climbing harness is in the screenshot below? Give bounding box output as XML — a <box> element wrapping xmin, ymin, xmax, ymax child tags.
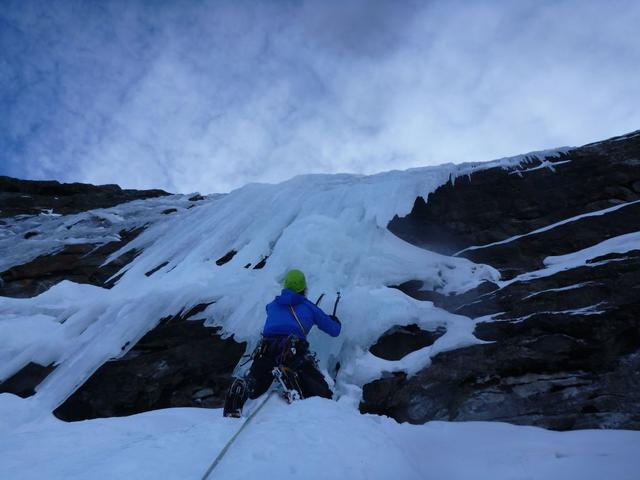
<box><xmin>238</xmin><ymin>292</ymin><xmax>326</xmax><ymax>368</ymax></box>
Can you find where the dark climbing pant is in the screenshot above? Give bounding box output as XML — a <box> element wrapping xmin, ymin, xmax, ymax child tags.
<box><xmin>246</xmin><ymin>336</ymin><xmax>332</xmax><ymax>400</ymax></box>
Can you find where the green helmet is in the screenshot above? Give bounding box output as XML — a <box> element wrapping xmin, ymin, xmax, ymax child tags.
<box><xmin>283</xmin><ymin>269</ymin><xmax>307</xmax><ymax>293</ymax></box>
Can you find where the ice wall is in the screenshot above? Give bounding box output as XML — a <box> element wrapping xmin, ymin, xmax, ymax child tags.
<box><xmin>0</xmin><ymin>149</ymin><xmax>567</xmax><ymax>413</ymax></box>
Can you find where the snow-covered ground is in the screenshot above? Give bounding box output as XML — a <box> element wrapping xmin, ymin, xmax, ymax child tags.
<box><xmin>1</xmin><ymin>393</ymin><xmax>638</xmax><ymax>480</ymax></box>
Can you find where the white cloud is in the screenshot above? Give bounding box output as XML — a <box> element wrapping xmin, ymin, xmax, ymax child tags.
<box><xmin>1</xmin><ymin>0</ymin><xmax>640</xmax><ymax>193</ymax></box>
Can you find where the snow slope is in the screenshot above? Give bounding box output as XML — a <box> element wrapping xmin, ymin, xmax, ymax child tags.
<box><xmin>1</xmin><ymin>394</ymin><xmax>638</xmax><ymax>480</ymax></box>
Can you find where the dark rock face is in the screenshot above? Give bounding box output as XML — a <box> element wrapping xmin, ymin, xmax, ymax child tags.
<box><xmin>370</xmin><ymin>324</ymin><xmax>445</xmax><ymax>361</ymax></box>
<box><xmin>389</xmin><ymin>131</ymin><xmax>640</xmax><ymax>277</ymax></box>
<box><xmin>0</xmin><ymin>227</ymin><xmax>143</xmax><ymax>298</ymax></box>
<box><xmin>0</xmin><ymin>362</ymin><xmax>56</xmax><ymax>398</ymax></box>
<box><xmin>0</xmin><ymin>176</ymin><xmax>171</xmax><ymax>297</ymax></box>
<box><xmin>364</xmin><ymin>130</ymin><xmax>640</xmax><ymax>430</ymax></box>
<box><xmin>215</xmin><ymin>250</ymin><xmax>237</xmax><ymax>266</ymax></box>
<box><xmin>54</xmin><ymin>314</ymin><xmax>246</xmax><ymax>421</ymax></box>
<box><xmin>363</xmin><ymin>350</ymin><xmax>640</xmax><ymax>431</ymax></box>
<box><xmin>0</xmin><ymin>175</ymin><xmax>168</xmax><ymax>218</ymax></box>
<box><xmin>253</xmin><ymin>256</ymin><xmax>268</xmax><ymax>269</ymax></box>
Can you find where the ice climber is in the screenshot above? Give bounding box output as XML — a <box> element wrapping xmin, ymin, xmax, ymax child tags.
<box><xmin>223</xmin><ymin>269</ymin><xmax>341</xmax><ymax>417</ymax></box>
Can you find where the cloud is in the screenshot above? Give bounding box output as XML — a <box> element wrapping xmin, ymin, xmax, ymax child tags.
<box><xmin>1</xmin><ymin>0</ymin><xmax>639</xmax><ymax>193</ymax></box>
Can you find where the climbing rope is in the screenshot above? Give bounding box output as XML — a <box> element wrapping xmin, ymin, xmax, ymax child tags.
<box><xmin>200</xmin><ymin>391</ymin><xmax>275</xmax><ymax>480</ymax></box>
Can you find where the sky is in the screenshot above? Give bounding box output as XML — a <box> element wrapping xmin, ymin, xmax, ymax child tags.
<box><xmin>1</xmin><ymin>0</ymin><xmax>639</xmax><ymax>194</ymax></box>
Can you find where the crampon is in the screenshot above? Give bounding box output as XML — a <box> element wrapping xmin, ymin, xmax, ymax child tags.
<box><xmin>223</xmin><ymin>378</ymin><xmax>249</xmax><ymax>418</ymax></box>
<box><xmin>272</xmin><ymin>366</ymin><xmax>303</xmax><ymax>404</ymax></box>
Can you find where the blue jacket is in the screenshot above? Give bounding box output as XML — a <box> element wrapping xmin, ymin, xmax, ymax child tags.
<box><xmin>262</xmin><ymin>289</ymin><xmax>341</xmax><ymax>340</ymax></box>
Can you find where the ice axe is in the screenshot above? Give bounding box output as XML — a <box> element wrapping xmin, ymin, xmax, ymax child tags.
<box><xmin>332</xmin><ymin>291</ymin><xmax>341</xmax><ymax>316</ymax></box>
<box><xmin>315</xmin><ymin>291</ymin><xmax>341</xmax><ymax>316</ymax></box>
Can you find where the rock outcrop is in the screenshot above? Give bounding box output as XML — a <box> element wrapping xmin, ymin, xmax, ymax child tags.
<box><xmin>369</xmin><ymin>323</ymin><xmax>445</xmax><ymax>361</ymax></box>
<box><xmin>0</xmin><ymin>178</ymin><xmax>172</xmax><ymax>298</ymax></box>
<box><xmin>0</xmin><ymin>176</ymin><xmax>167</xmax><ymax>218</ymax></box>
<box><xmin>362</xmin><ymin>130</ymin><xmax>640</xmax><ymax>430</ymax></box>
<box><xmin>0</xmin><ymin>227</ymin><xmax>143</xmax><ymax>298</ymax></box>
<box><xmin>0</xmin><ymin>178</ymin><xmax>178</xmax><ymax>401</ymax></box>
<box><xmin>0</xmin><ymin>363</ymin><xmax>56</xmax><ymax>398</ymax></box>
<box><xmin>54</xmin><ymin>311</ymin><xmax>245</xmax><ymax>421</ymax></box>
